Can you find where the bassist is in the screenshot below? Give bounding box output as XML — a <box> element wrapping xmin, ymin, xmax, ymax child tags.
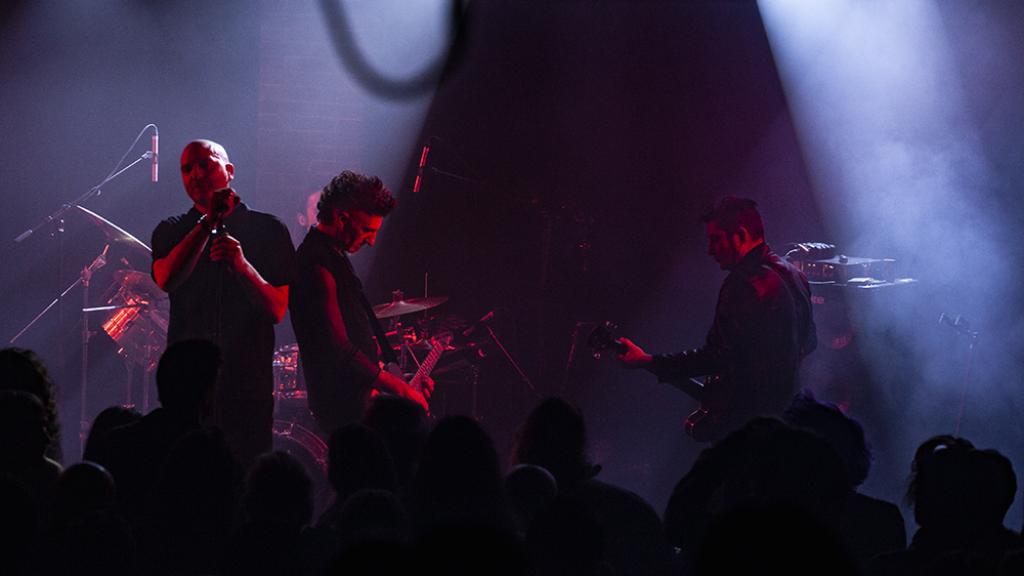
<box><xmin>617</xmin><ymin>197</ymin><xmax>816</xmax><ymax>441</ymax></box>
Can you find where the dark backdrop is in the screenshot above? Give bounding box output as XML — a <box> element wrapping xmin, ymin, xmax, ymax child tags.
<box><xmin>2</xmin><ymin>0</ymin><xmax>1023</xmax><ymax>523</ymax></box>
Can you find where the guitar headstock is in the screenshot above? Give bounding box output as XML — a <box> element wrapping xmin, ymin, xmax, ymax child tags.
<box><xmin>427</xmin><ymin>332</ymin><xmax>454</xmax><ymax>350</ymax></box>
<box><xmin>586</xmin><ymin>321</ymin><xmax>626</xmax><ymax>359</ymax></box>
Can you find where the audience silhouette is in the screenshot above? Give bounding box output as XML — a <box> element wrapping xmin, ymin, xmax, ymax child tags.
<box><xmin>0</xmin><ymin>390</ymin><xmax>62</xmax><ymax>504</ymax></box>
<box><xmin>4</xmin><ymin>341</ymin><xmax>1024</xmax><ymax>576</ymax></box>
<box><xmin>225</xmin><ymin>451</ymin><xmax>314</xmax><ymax>576</ymax></box>
<box><xmin>514</xmin><ymin>397</ymin><xmax>670</xmax><ymax>576</ymax></box>
<box><xmin>361</xmin><ymin>394</ymin><xmax>430</xmax><ymax>500</ymax></box>
<box><xmin>412</xmin><ymin>415</ymin><xmax>509</xmax><ymax>533</ymax></box>
<box><xmin>39</xmin><ymin>462</ymin><xmax>135</xmax><ymax>576</ymax></box>
<box><xmin>0</xmin><ymin>347</ymin><xmax>62</xmax><ymax>463</ymax></box>
<box><xmin>783</xmin><ymin>392</ymin><xmax>906</xmax><ymax>566</ymax></box>
<box><xmin>82</xmin><ymin>405</ymin><xmax>141</xmax><ymax>463</ymax></box>
<box><xmin>664</xmin><ymin>416</ymin><xmax>850</xmax><ymax>573</ymax></box>
<box><xmin>91</xmin><ymin>338</ymin><xmax>221</xmax><ymax>526</ymax></box>
<box><xmin>869</xmin><ymin>435</ymin><xmax>1022</xmax><ymax>576</ymax></box>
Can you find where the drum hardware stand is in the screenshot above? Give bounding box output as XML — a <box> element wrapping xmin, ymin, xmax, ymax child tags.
<box><xmin>77</xmin><ymin>245</ymin><xmax>109</xmax><ymax>446</ymax></box>
<box><xmin>939</xmin><ymin>313</ymin><xmax>980</xmax><ymax>436</ymax></box>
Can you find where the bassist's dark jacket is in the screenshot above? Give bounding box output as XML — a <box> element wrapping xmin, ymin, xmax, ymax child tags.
<box><xmin>647</xmin><ymin>243</ymin><xmax>816</xmax><ymax>437</ymax></box>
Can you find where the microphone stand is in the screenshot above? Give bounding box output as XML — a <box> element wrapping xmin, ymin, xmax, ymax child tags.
<box><xmin>9</xmin><ymin>125</ymin><xmax>155</xmax><ymax>455</ymax></box>
<box><xmin>415</xmin><ymin>141</ymin><xmax>593</xmax><ymax>396</ymax></box>
<box><xmin>940</xmin><ymin>313</ymin><xmax>981</xmax><ymax>436</ymax></box>
<box><xmin>13</xmin><ymin>152</ymin><xmax>152</xmax><ymax>245</ymax></box>
<box><xmin>484</xmin><ymin>324</ymin><xmax>536</xmax><ymax>395</ymax></box>
<box><xmin>8</xmin><ymin>152</ymin><xmax>152</xmax><ymax>342</ymax></box>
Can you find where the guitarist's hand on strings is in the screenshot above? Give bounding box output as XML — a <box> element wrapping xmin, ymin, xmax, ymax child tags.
<box><xmin>406</xmin><ymin>388</ymin><xmax>430</xmax><ymax>415</ymax></box>
<box><xmin>616</xmin><ymin>337</ymin><xmax>653</xmax><ymax>368</ymax></box>
<box><xmin>376</xmin><ymin>369</ymin><xmax>430</xmax><ymax>414</ymax></box>
<box><xmin>421</xmin><ymin>376</ymin><xmax>435</xmax><ymax>399</ymax></box>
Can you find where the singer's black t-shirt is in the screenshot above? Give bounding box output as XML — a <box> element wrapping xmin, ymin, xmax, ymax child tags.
<box><xmin>151</xmin><ymin>203</ymin><xmax>295</xmax><ymax>455</ymax></box>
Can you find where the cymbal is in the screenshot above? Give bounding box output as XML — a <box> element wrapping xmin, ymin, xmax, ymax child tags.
<box><xmin>75</xmin><ymin>205</ymin><xmax>151</xmax><ymax>253</ymax></box>
<box><xmin>373</xmin><ymin>296</ymin><xmax>448</xmax><ymax>319</ymax></box>
<box><xmin>74</xmin><ymin>205</ymin><xmax>152</xmax><ymax>271</ymax></box>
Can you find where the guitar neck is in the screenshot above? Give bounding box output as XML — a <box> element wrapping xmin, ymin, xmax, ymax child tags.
<box><xmin>409</xmin><ymin>342</ymin><xmax>444</xmax><ymax>392</ymax></box>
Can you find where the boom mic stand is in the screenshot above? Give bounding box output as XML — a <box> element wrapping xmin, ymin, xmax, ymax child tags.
<box><xmin>939</xmin><ymin>313</ymin><xmax>980</xmax><ymax>436</ymax></box>
<box><xmin>9</xmin><ymin>124</ymin><xmax>157</xmax><ymax>454</ymax></box>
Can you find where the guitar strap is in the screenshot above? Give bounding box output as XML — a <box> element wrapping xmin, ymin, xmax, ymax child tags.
<box><xmin>357</xmin><ymin>290</ymin><xmax>399</xmax><ymax>366</ymax></box>
<box><xmin>336</xmin><ymin>247</ymin><xmax>400</xmax><ymax>366</ymax></box>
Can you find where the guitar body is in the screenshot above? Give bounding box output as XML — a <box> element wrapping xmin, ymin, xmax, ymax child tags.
<box><xmin>587</xmin><ymin>321</ymin><xmax>736</xmax><ymax>443</ymax></box>
<box><xmin>682</xmin><ymin>375</ymin><xmax>732</xmax><ymax>443</ymax></box>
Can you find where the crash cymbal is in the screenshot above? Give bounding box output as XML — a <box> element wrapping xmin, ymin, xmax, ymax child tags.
<box><xmin>75</xmin><ymin>205</ymin><xmax>151</xmax><ymax>253</ymax></box>
<box><xmin>373</xmin><ymin>296</ymin><xmax>448</xmax><ymax>319</ymax></box>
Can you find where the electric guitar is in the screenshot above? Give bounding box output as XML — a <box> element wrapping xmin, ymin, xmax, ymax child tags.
<box><xmin>384</xmin><ymin>334</ymin><xmax>452</xmax><ymax>412</ymax></box>
<box><xmin>408</xmin><ymin>335</ymin><xmax>449</xmax><ymax>394</ymax></box>
<box><xmin>586</xmin><ymin>321</ymin><xmax>732</xmax><ymax>443</ymax></box>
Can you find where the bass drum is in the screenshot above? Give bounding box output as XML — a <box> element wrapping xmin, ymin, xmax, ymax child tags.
<box><xmin>272</xmin><ymin>419</ymin><xmax>332</xmax><ymax>516</ymax></box>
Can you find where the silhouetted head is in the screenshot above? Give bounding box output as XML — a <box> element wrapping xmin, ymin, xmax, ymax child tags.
<box><xmin>0</xmin><ymin>347</ymin><xmax>60</xmax><ymax>458</ymax></box>
<box><xmin>328</xmin><ymin>422</ymin><xmax>396</xmax><ymax>503</ymax></box>
<box><xmin>333</xmin><ymin>488</ymin><xmax>412</xmax><ymax>547</ymax></box>
<box><xmin>908</xmin><ymin>435</ymin><xmax>1017</xmax><ymax>533</ymax></box>
<box><xmin>156</xmin><ymin>339</ymin><xmax>220</xmax><ymax>415</ymax></box>
<box><xmin>722</xmin><ymin>418</ymin><xmax>849</xmax><ymax>526</ymax></box>
<box><xmin>50</xmin><ymin>462</ymin><xmax>116</xmax><ymax>528</ymax></box>
<box><xmin>0</xmin><ymin>390</ymin><xmax>49</xmax><ymax>470</ymax></box>
<box><xmin>505</xmin><ymin>464</ymin><xmax>558</xmax><ymax>537</ymax></box>
<box><xmin>244</xmin><ymin>451</ymin><xmax>313</xmax><ymax>531</ymax></box>
<box><xmin>514</xmin><ymin>397</ymin><xmax>596</xmax><ymax>489</ymax></box>
<box><xmin>362</xmin><ymin>394</ymin><xmax>430</xmax><ymax>493</ymax></box>
<box><xmin>414</xmin><ymin>416</ymin><xmax>504</xmax><ymax>530</ymax></box>
<box><xmin>783</xmin><ymin>391</ymin><xmax>871</xmax><ymax>488</ymax></box>
<box><xmin>82</xmin><ymin>405</ymin><xmax>141</xmax><ymax>463</ymax></box>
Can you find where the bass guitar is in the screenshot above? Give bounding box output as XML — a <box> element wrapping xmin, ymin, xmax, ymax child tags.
<box><xmin>586</xmin><ymin>321</ymin><xmax>733</xmax><ymax>443</ymax></box>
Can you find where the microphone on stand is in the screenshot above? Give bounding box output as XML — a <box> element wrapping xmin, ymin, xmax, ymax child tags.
<box><xmin>413</xmin><ymin>141</ymin><xmax>431</xmax><ymax>194</ymax></box>
<box><xmin>150</xmin><ymin>129</ymin><xmax>159</xmax><ymax>183</ymax></box>
<box><xmin>462</xmin><ymin>309</ymin><xmax>497</xmax><ymax>338</ymax></box>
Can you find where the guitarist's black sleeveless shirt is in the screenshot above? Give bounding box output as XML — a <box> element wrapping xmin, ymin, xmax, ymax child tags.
<box><xmin>646</xmin><ymin>243</ymin><xmax>817</xmax><ymax>437</ymax></box>
<box><xmin>291</xmin><ymin>227</ymin><xmax>382</xmax><ymax>432</ymax></box>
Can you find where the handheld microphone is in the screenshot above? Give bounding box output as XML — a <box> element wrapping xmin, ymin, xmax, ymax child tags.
<box><xmin>150</xmin><ymin>130</ymin><xmax>159</xmax><ymax>183</ymax></box>
<box><xmin>413</xmin><ymin>142</ymin><xmax>431</xmax><ymax>193</ymax></box>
